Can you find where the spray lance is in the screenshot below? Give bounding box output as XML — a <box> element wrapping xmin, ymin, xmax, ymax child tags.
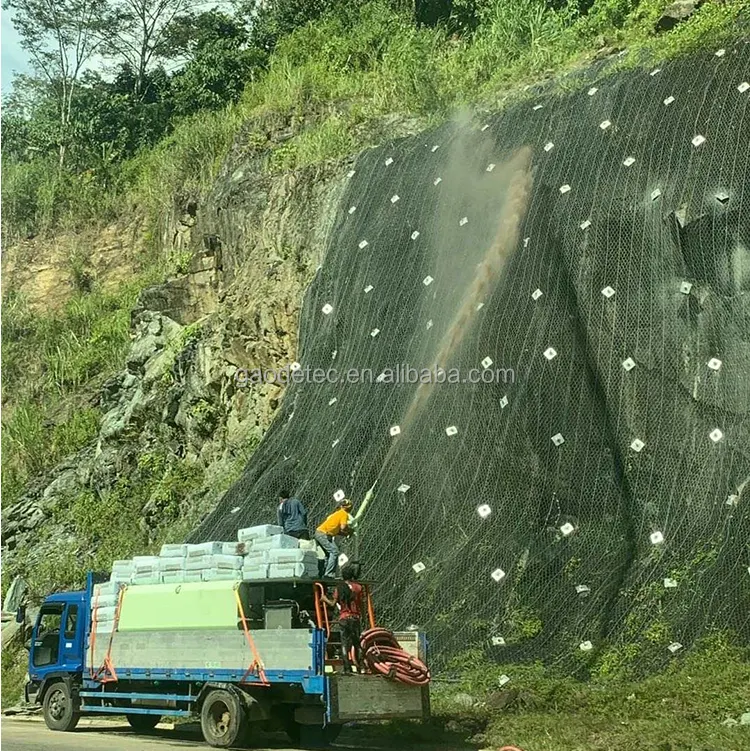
<box><xmin>348</xmin><ymin>481</ymin><xmax>377</xmax><ymax>559</ymax></box>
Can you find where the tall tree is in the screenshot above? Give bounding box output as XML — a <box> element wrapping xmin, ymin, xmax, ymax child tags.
<box><xmin>165</xmin><ymin>10</ymin><xmax>265</xmax><ymax>115</ymax></box>
<box><xmin>102</xmin><ymin>0</ymin><xmax>192</xmax><ymax>98</ymax></box>
<box><xmin>4</xmin><ymin>0</ymin><xmax>110</xmax><ymax>166</ymax></box>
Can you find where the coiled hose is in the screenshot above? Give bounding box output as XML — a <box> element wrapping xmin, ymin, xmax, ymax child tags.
<box><xmin>360</xmin><ymin>628</ymin><xmax>431</xmax><ymax>686</ymax></box>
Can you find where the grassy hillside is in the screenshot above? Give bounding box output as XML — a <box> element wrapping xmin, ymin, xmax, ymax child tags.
<box><xmin>2</xmin><ymin>0</ymin><xmax>747</xmax><ymax>604</ymax></box>
<box><xmin>391</xmin><ymin>633</ymin><xmax>750</xmax><ymax>750</ymax></box>
<box><xmin>3</xmin><ymin>0</ymin><xmax>747</xmax><ymax>246</ymax></box>
<box><xmin>4</xmin><ymin>0</ymin><xmax>748</xmax><ymax>561</ymax></box>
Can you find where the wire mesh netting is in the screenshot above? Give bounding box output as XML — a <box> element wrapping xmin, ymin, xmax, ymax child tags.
<box><xmin>192</xmin><ymin>46</ymin><xmax>750</xmax><ymax>672</ymax></box>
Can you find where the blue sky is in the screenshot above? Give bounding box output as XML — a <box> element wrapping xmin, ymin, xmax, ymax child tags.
<box><xmin>2</xmin><ymin>9</ymin><xmax>31</xmax><ymax>94</ymax></box>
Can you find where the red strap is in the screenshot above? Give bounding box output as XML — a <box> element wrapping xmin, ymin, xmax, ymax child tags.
<box><xmin>235</xmin><ymin>589</ymin><xmax>270</xmax><ymax>686</ymax></box>
<box><xmin>91</xmin><ymin>587</ymin><xmax>123</xmax><ymax>683</ymax></box>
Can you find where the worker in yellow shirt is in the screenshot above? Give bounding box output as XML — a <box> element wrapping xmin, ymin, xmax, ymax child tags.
<box><xmin>315</xmin><ymin>499</ymin><xmax>354</xmax><ymax>578</ymax></box>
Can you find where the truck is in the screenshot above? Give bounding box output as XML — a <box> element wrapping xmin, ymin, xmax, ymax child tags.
<box><xmin>23</xmin><ymin>572</ymin><xmax>430</xmax><ymax>747</ymax></box>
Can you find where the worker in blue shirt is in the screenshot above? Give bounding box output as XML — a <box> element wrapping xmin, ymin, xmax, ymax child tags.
<box><xmin>277</xmin><ymin>491</ymin><xmax>309</xmax><ymax>540</ymax></box>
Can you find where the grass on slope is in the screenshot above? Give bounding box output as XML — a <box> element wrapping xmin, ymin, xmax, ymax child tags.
<box><xmin>3</xmin><ymin>0</ymin><xmax>747</xmax><ymax>244</ymax></box>
<box><xmin>126</xmin><ymin>0</ymin><xmax>750</xmax><ymax>208</ymax></box>
<box><xmin>0</xmin><ymin>275</ymin><xmax>158</xmax><ymax>505</ymax></box>
<box><xmin>378</xmin><ymin>634</ymin><xmax>750</xmax><ymax>750</ymax></box>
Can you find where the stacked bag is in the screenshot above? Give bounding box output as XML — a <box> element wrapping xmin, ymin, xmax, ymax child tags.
<box><xmin>184</xmin><ymin>541</ymin><xmax>245</xmax><ymax>583</ymax></box>
<box><xmin>238</xmin><ymin>525</ymin><xmax>319</xmax><ymax>580</ymax></box>
<box><xmin>94</xmin><ymin>525</ymin><xmax>323</xmax><ymax>596</ymax></box>
<box><xmin>91</xmin><ymin>582</ymin><xmax>123</xmax><ymax>633</ymax></box>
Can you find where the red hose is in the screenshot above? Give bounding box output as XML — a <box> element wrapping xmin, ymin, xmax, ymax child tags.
<box><xmin>360</xmin><ymin>628</ymin><xmax>431</xmax><ymax>686</ymax></box>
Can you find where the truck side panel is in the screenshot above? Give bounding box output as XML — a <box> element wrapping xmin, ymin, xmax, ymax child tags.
<box><xmin>88</xmin><ymin>628</ymin><xmax>315</xmax><ymax>673</ymax></box>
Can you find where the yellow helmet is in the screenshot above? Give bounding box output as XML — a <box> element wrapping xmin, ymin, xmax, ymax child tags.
<box><xmin>341</xmin><ymin>498</ymin><xmax>353</xmax><ymax>510</ymax></box>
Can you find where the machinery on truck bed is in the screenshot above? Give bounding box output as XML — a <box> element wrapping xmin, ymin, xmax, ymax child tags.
<box><xmin>24</xmin><ymin>572</ymin><xmax>429</xmax><ymax>748</ymax></box>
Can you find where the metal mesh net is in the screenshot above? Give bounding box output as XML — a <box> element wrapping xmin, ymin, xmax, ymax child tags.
<box><xmin>192</xmin><ymin>47</ymin><xmax>750</xmax><ymax>672</ymax></box>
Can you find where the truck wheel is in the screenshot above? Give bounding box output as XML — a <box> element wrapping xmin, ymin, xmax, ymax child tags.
<box><xmin>126</xmin><ymin>713</ymin><xmax>161</xmax><ymax>732</ymax></box>
<box><xmin>200</xmin><ymin>689</ymin><xmax>247</xmax><ymax>748</ymax></box>
<box><xmin>42</xmin><ymin>681</ymin><xmax>80</xmax><ymax>732</ymax></box>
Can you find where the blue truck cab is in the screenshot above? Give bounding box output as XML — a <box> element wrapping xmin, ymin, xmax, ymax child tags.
<box><xmin>25</xmin><ymin>572</ymin><xmax>429</xmax><ymax>748</ymax></box>
<box><xmin>26</xmin><ymin>588</ymin><xmax>87</xmax><ymax>708</ymax></box>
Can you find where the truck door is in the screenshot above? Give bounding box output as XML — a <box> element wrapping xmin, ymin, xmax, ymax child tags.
<box><xmin>30</xmin><ymin>602</ymin><xmax>83</xmax><ymax>680</ymax></box>
<box><xmin>31</xmin><ymin>604</ymin><xmax>65</xmax><ymax>678</ymax></box>
<box><xmin>60</xmin><ymin>603</ymin><xmax>82</xmax><ymax>670</ymax></box>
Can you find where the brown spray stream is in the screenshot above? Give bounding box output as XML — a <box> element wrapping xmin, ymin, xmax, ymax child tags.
<box><xmin>354</xmin><ymin>145</ymin><xmax>534</xmax><ymax>529</ymax></box>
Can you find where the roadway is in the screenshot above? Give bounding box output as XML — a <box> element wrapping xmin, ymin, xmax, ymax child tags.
<box><xmin>1</xmin><ymin>717</ymin><xmax>467</xmax><ymax>751</ymax></box>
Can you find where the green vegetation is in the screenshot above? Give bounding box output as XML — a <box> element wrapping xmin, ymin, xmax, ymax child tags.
<box><xmin>2</xmin><ymin>447</ymin><xmax>206</xmax><ymax>601</ymax></box>
<box><xmin>0</xmin><ymin>281</ymin><xmax>153</xmax><ymax>505</ymax></box>
<box><xmin>1</xmin><ymin>647</ymin><xmax>29</xmax><ymax>708</ymax></box>
<box><xmin>3</xmin><ymin>0</ymin><xmax>748</xmax><ymax>246</ymax></box>
<box><xmin>3</xmin><ymin>0</ymin><xmax>749</xmax><ymax>731</ymax></box>
<box><xmin>416</xmin><ymin>633</ymin><xmax>750</xmax><ymax>750</ymax></box>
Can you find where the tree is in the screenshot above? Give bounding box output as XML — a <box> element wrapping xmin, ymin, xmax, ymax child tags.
<box><xmin>4</xmin><ymin>0</ymin><xmax>110</xmax><ymax>166</ymax></box>
<box><xmin>237</xmin><ymin>0</ymin><xmax>334</xmax><ymax>51</ymax></box>
<box><xmin>163</xmin><ymin>9</ymin><xmax>249</xmax><ymax>56</ymax></box>
<box><xmin>1</xmin><ymin>75</ymin><xmax>57</xmax><ymax>161</ymax></box>
<box><xmin>165</xmin><ymin>10</ymin><xmax>265</xmax><ymax>116</ymax></box>
<box><xmin>66</xmin><ymin>67</ymin><xmax>173</xmax><ymax>172</ymax></box>
<box><xmin>102</xmin><ymin>0</ymin><xmax>192</xmax><ymax>98</ymax></box>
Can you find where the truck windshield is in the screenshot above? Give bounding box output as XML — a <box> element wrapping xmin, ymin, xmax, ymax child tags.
<box><xmin>33</xmin><ymin>604</ymin><xmax>64</xmax><ymax>667</ymax></box>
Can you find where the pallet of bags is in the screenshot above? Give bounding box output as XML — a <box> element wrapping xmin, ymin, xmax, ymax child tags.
<box><xmin>132</xmin><ymin>555</ymin><xmax>160</xmax><ymax>572</ymax></box>
<box><xmin>93</xmin><ymin>580</ymin><xmax>125</xmax><ymax>598</ymax></box>
<box><xmin>241</xmin><ymin>563</ymin><xmax>269</xmax><ymax>580</ymax></box>
<box><xmin>299</xmin><ymin>539</ymin><xmax>326</xmax><ymax>561</ymax></box>
<box><xmin>267</xmin><ymin>548</ymin><xmax>319</xmax><ymax>578</ymax></box>
<box><xmin>159</xmin><ymin>543</ymin><xmax>187</xmax><ymax>557</ymax></box>
<box><xmin>267</xmin><ymin>549</ymin><xmax>318</xmax><ymax>566</ymax></box>
<box><xmin>243</xmin><ymin>550</ymin><xmax>268</xmax><ymax>565</ymax></box>
<box><xmin>159</xmin><ymin>557</ymin><xmax>187</xmax><ymax>572</ymax></box>
<box><xmin>201</xmin><ymin>568</ymin><xmax>241</xmax><ymax>582</ymax></box>
<box><xmin>220</xmin><ymin>541</ymin><xmax>246</xmax><ymax>556</ymax></box>
<box><xmin>129</xmin><ymin>556</ymin><xmax>160</xmax><ymax>585</ymax></box>
<box><xmin>185</xmin><ymin>542</ymin><xmax>224</xmax><ymax>558</ymax></box>
<box><xmin>91</xmin><ymin>593</ymin><xmax>119</xmax><ymax>609</ymax></box>
<box><xmin>90</xmin><ymin>604</ymin><xmax>118</xmax><ymax>633</ymax></box>
<box><xmin>130</xmin><ymin>573</ymin><xmax>161</xmax><ymax>585</ymax></box>
<box><xmin>241</xmin><ymin>550</ymin><xmax>269</xmax><ymax>580</ymax></box>
<box><xmin>111</xmin><ymin>559</ymin><xmax>135</xmax><ymax>579</ymax></box>
<box><xmin>237</xmin><ymin>525</ymin><xmax>283</xmax><ymax>543</ymax></box>
<box><xmin>158</xmin><ymin>547</ymin><xmax>188</xmax><ymax>583</ymax></box>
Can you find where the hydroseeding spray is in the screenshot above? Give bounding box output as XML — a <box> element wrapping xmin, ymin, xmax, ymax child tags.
<box><xmin>351</xmin><ymin>145</ymin><xmax>534</xmax><ymax>550</ymax></box>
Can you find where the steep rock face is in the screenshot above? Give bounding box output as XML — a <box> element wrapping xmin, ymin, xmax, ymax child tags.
<box><xmin>191</xmin><ymin>48</ymin><xmax>750</xmax><ymax>671</ymax></box>
<box><xmin>1</xmin><ymin>223</ymin><xmax>145</xmax><ymax>313</ymax></box>
<box><xmin>1</xmin><ymin>124</ymin><xmax>354</xmax><ymax>585</ymax></box>
<box><xmin>4</xmin><ymin>48</ymin><xmax>749</xmax><ymax>679</ymax></box>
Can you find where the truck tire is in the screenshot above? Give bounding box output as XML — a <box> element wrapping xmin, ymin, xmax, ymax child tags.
<box><xmin>126</xmin><ymin>713</ymin><xmax>161</xmax><ymax>732</ymax></box>
<box><xmin>42</xmin><ymin>681</ymin><xmax>80</xmax><ymax>732</ymax></box>
<box><xmin>200</xmin><ymin>689</ymin><xmax>248</xmax><ymax>748</ymax></box>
